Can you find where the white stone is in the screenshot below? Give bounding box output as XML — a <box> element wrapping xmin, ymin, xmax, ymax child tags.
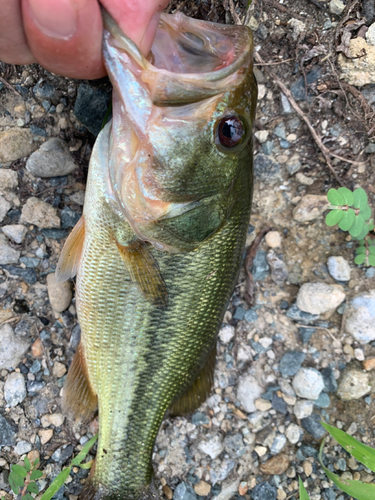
<box><xmin>0</xmin><ymin>128</ymin><xmax>37</xmax><ymax>163</ymax></box>
<box><xmin>329</xmin><ymin>0</ymin><xmax>345</xmax><ymax>15</ymax></box>
<box><xmin>0</xmin><ymin>169</ymin><xmax>18</xmax><ymax>191</ymax></box>
<box><xmin>338</xmin><ymin>38</ymin><xmax>375</xmax><ymax>87</ymax></box>
<box><xmin>0</xmin><ymin>234</ymin><xmax>20</xmax><ymax>264</ymax></box>
<box><xmin>14</xmin><ymin>440</ymin><xmax>32</xmax><ymax>455</ymax></box>
<box><xmin>293</xmin><ymin>195</ymin><xmax>329</xmax><ymax>222</ymax></box>
<box><xmin>293</xmin><ymin>400</ymin><xmax>314</xmax><ymax>419</ymax></box>
<box><xmin>236</xmin><ymin>373</ymin><xmax>264</xmax><ymax>413</ymax></box>
<box><xmin>20</xmin><ymin>197</ymin><xmax>60</xmax><ymax>229</ymax></box>
<box><xmin>286</xmin><ymin>423</ymin><xmax>304</xmax><ymax>444</ymax></box>
<box><xmin>198</xmin><ymin>434</ymin><xmax>224</xmax><ymax>459</ymax></box>
<box><xmin>254</xmin><ymin>130</ymin><xmax>269</xmax><ymax>143</ymax></box>
<box><xmin>0</xmin><ymin>324</ymin><xmax>30</xmax><ymax>370</ymax></box>
<box><xmin>354</xmin><ymin>348</ymin><xmax>364</xmax><ymax>361</ymax></box>
<box><xmin>345</xmin><ymin>290</ymin><xmax>375</xmax><ymax>344</ymax></box>
<box><xmin>296</xmin><ymin>282</ymin><xmax>346</xmax><ymax>315</ymax></box>
<box><xmin>265</xmin><ymin>231</ymin><xmax>282</xmax><ymax>248</ymax></box>
<box><xmin>219</xmin><ymin>324</ymin><xmax>235</xmax><ymax>344</ymax></box>
<box><xmin>47</xmin><ymin>273</ymin><xmax>72</xmax><ymax>313</ymax></box>
<box><xmin>327</xmin><ymin>256</ymin><xmax>351</xmax><ymax>281</ymax></box>
<box><xmin>1</xmin><ymin>224</ymin><xmax>27</xmax><ymax>244</ymax></box>
<box><xmin>4</xmin><ymin>372</ymin><xmax>26</xmax><ymax>407</ymax></box>
<box><xmin>366</xmin><ymin>23</ymin><xmax>375</xmax><ymax>47</ymax></box>
<box><xmin>26</xmin><ymin>138</ymin><xmax>77</xmax><ymax>178</ymax></box>
<box><xmin>292</xmin><ymin>368</ymin><xmax>324</xmax><ymax>400</ymax></box>
<box><xmin>337</xmin><ymin>370</ymin><xmax>372</xmax><ymax>401</ymax></box>
<box><xmin>0</xmin><ymin>195</ymin><xmax>11</xmax><ymax>223</ymax></box>
<box><xmin>270</xmin><ymin>434</ymin><xmax>287</xmax><ymax>455</ymax></box>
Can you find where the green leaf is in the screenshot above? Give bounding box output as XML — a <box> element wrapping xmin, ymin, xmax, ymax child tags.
<box><xmin>24</xmin><ymin>457</ymin><xmax>31</xmax><ymax>472</ymax></box>
<box><xmin>369</xmin><ymin>247</ymin><xmax>375</xmax><ymax>256</ymax></box>
<box><xmin>9</xmin><ymin>471</ymin><xmax>25</xmax><ymax>486</ymax></box>
<box><xmin>338</xmin><ymin>187</ymin><xmax>354</xmax><ymax>206</ymax></box>
<box><xmin>355</xmin><ymin>254</ymin><xmax>366</xmax><ymax>265</ymax></box>
<box><xmin>321</xmin><ymin>423</ymin><xmax>375</xmax><ymax>472</ymax></box>
<box><xmin>40</xmin><ymin>466</ymin><xmax>71</xmax><ymax>500</ymax></box>
<box><xmin>349</xmin><ymin>214</ymin><xmax>365</xmax><ymax>238</ymax></box>
<box><xmin>369</xmin><ymin>255</ymin><xmax>375</xmax><ymax>267</ymax></box>
<box><xmin>71</xmin><ymin>434</ymin><xmax>98</xmax><ymax>466</ymax></box>
<box><xmin>33</xmin><ymin>458</ymin><xmax>40</xmax><ymax>468</ymax></box>
<box><xmin>361</xmin><ymin>204</ymin><xmax>372</xmax><ymax>221</ymax></box>
<box><xmin>369</xmin><ymin>223</ymin><xmax>375</xmax><ymax>231</ymax></box>
<box><xmin>327</xmin><ymin>188</ymin><xmax>345</xmax><ymax>206</ymax></box>
<box><xmin>356</xmin><ymin>246</ymin><xmax>366</xmax><ymax>254</ymax></box>
<box><xmin>355</xmin><ymin>225</ymin><xmax>370</xmax><ymax>241</ymax></box>
<box><xmin>30</xmin><ymin>470</ymin><xmax>43</xmax><ymax>480</ymax></box>
<box><xmin>353</xmin><ymin>188</ymin><xmax>368</xmax><ymax>210</ymax></box>
<box><xmin>299</xmin><ymin>477</ymin><xmax>310</xmax><ymax>500</ymax></box>
<box><xmin>24</xmin><ymin>494</ymin><xmax>34</xmax><ymax>500</ymax></box>
<box><xmin>8</xmin><ymin>473</ymin><xmax>21</xmax><ymax>495</ymax></box>
<box><xmin>11</xmin><ymin>464</ymin><xmax>28</xmax><ymax>478</ymax></box>
<box><xmin>27</xmin><ymin>482</ymin><xmax>39</xmax><ymax>494</ymax></box>
<box><xmin>338</xmin><ymin>208</ymin><xmax>356</xmax><ymax>231</ymax></box>
<box><xmin>78</xmin><ymin>459</ymin><xmax>94</xmax><ymax>470</ymax></box>
<box><xmin>325</xmin><ymin>209</ymin><xmax>344</xmax><ymax>226</ymax></box>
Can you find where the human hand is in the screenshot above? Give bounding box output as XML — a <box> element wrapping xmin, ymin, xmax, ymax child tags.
<box><xmin>0</xmin><ymin>0</ymin><xmax>169</xmax><ymax>79</ymax></box>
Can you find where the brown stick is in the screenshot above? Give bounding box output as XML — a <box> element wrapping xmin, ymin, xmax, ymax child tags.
<box><xmin>0</xmin><ymin>76</ymin><xmax>22</xmax><ymax>97</ymax></box>
<box><xmin>244</xmin><ymin>226</ymin><xmax>271</xmax><ymax>306</ymax></box>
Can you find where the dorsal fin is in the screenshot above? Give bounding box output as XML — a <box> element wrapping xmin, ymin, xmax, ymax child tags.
<box><xmin>62</xmin><ymin>342</ymin><xmax>98</xmax><ymax>422</ymax></box>
<box><xmin>55</xmin><ymin>216</ymin><xmax>85</xmax><ymax>283</ymax></box>
<box><xmin>116</xmin><ymin>239</ymin><xmax>168</xmax><ymax>308</ymax></box>
<box><xmin>169</xmin><ymin>343</ymin><xmax>217</xmax><ymax>416</ymax></box>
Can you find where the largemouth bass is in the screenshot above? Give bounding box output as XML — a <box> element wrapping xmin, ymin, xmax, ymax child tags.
<box><xmin>56</xmin><ymin>9</ymin><xmax>257</xmax><ymax>500</ymax></box>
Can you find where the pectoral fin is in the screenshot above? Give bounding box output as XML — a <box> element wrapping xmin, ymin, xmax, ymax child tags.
<box><xmin>116</xmin><ymin>239</ymin><xmax>168</xmax><ymax>308</ymax></box>
<box><xmin>62</xmin><ymin>342</ymin><xmax>98</xmax><ymax>422</ymax></box>
<box><xmin>55</xmin><ymin>216</ymin><xmax>85</xmax><ymax>282</ymax></box>
<box><xmin>169</xmin><ymin>343</ymin><xmax>217</xmax><ymax>416</ymax></box>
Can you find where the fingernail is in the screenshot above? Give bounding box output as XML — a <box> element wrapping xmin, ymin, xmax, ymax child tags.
<box><xmin>27</xmin><ymin>0</ymin><xmax>78</xmax><ymax>39</ymax></box>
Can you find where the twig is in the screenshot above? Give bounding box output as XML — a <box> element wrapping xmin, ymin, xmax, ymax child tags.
<box><xmin>228</xmin><ymin>0</ymin><xmax>242</xmax><ymax>24</ymax></box>
<box><xmin>255</xmin><ymin>52</ymin><xmax>350</xmax><ymax>186</ymax></box>
<box><xmin>244</xmin><ymin>226</ymin><xmax>271</xmax><ymax>306</ymax></box>
<box><xmin>0</xmin><ymin>76</ymin><xmax>22</xmax><ymax>97</ymax></box>
<box><xmin>254</xmin><ymin>58</ymin><xmax>294</xmax><ymax>66</ymax></box>
<box><xmin>306</xmin><ymin>0</ymin><xmax>326</xmax><ymax>9</ymax></box>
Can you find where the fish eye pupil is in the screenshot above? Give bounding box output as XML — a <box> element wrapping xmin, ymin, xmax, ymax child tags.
<box><xmin>218</xmin><ymin>115</ymin><xmax>244</xmax><ymax>148</ymax></box>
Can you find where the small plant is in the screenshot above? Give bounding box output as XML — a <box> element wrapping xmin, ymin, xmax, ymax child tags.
<box><xmin>325</xmin><ymin>187</ymin><xmax>375</xmax><ymax>267</ymax></box>
<box><xmin>2</xmin><ymin>434</ymin><xmax>97</xmax><ymax>500</ymax></box>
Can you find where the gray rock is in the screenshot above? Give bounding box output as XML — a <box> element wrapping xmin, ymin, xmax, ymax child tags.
<box><xmin>74</xmin><ymin>84</ymin><xmax>111</xmax><ymax>136</ymax></box>
<box><xmin>19</xmin><ymin>256</ymin><xmax>40</xmax><ymax>268</ymax></box>
<box><xmin>42</xmin><ymin>229</ymin><xmax>69</xmax><ymax>239</ymax></box>
<box><xmin>327</xmin><ymin>256</ymin><xmax>351</xmax><ymax>281</ymax></box>
<box><xmin>223</xmin><ymin>433</ymin><xmax>246</xmax><ymax>458</ymax></box>
<box><xmin>0</xmin><ymin>414</ymin><xmax>17</xmax><ymax>448</ymax></box>
<box><xmin>279</xmin><ymin>351</ymin><xmax>306</xmax><ymax>377</ymax></box>
<box><xmin>237</xmin><ymin>373</ymin><xmax>264</xmax><ymax>413</ymax></box>
<box><xmin>47</xmin><ymin>273</ymin><xmax>72</xmax><ymax>313</ymax></box>
<box><xmin>254</xmin><ymin>154</ymin><xmax>281</xmax><ymax>182</ymax></box>
<box><xmin>299</xmin><ymin>327</ymin><xmax>316</xmax><ymax>344</ymax></box>
<box><xmin>345</xmin><ymin>290</ymin><xmax>375</xmax><ymax>344</ymax></box>
<box><xmin>294</xmin><ymin>400</ymin><xmax>314</xmax><ymax>419</ymax></box>
<box><xmin>244</xmin><ymin>309</ymin><xmax>258</xmax><ymax>322</ymax></box>
<box><xmin>198</xmin><ymin>434</ymin><xmax>224</xmax><ymax>459</ymax></box>
<box><xmin>251</xmin><ymin>481</ymin><xmax>277</xmax><ymax>500</ymax></box>
<box><xmin>20</xmin><ymin>197</ymin><xmax>60</xmax><ymax>229</ymax></box>
<box><xmin>292</xmin><ymin>368</ymin><xmax>325</xmax><ymax>400</ymax></box>
<box><xmin>296</xmin><ymin>282</ymin><xmax>346</xmax><ymax>315</ymax></box>
<box><xmin>2</xmin><ymin>224</ymin><xmax>27</xmax><ymax>243</ymax></box>
<box><xmin>4</xmin><ymin>372</ymin><xmax>27</xmax><ymax>407</ymax></box>
<box><xmin>61</xmin><ymin>206</ymin><xmax>81</xmax><ymax>228</ymax></box>
<box><xmin>329</xmin><ymin>0</ymin><xmax>345</xmax><ymax>15</ymax></box>
<box><xmin>191</xmin><ymin>412</ymin><xmax>210</xmax><ymax>426</ymax></box>
<box><xmin>293</xmin><ymin>195</ymin><xmax>330</xmax><ymax>222</ymax></box>
<box><xmin>174</xmin><ymin>482</ymin><xmax>197</xmax><ymax>500</ymax></box>
<box><xmin>267</xmin><ymin>252</ymin><xmax>288</xmax><ymax>285</ymax></box>
<box><xmin>14</xmin><ymin>440</ymin><xmax>32</xmax><ymax>455</ymax></box>
<box><xmin>251</xmin><ymin>250</ymin><xmax>270</xmax><ymax>281</ymax></box>
<box><xmin>280</xmin><ymin>92</ymin><xmax>293</xmax><ymax>114</ymax></box>
<box><xmin>26</xmin><ymin>138</ymin><xmax>77</xmax><ymax>178</ymax></box>
<box><xmin>286</xmin><ymin>157</ymin><xmax>301</xmax><ymax>175</ymax></box>
<box><xmin>33</xmin><ymin>80</ymin><xmax>56</xmax><ymax>100</ymax></box>
<box><xmin>337</xmin><ymin>370</ymin><xmax>372</xmax><ymax>400</ymax></box>
<box><xmin>365</xmin><ymin>142</ymin><xmax>375</xmax><ymax>153</ymax></box>
<box><xmin>314</xmin><ymin>392</ymin><xmax>330</xmax><ymax>408</ymax></box>
<box><xmin>285</xmin><ymin>423</ymin><xmax>304</xmax><ymax>444</ymax></box>
<box><xmin>30</xmin><ymin>125</ymin><xmax>47</xmax><ymax>137</ymax></box>
<box><xmin>52</xmin><ymin>444</ymin><xmax>74</xmax><ymax>465</ymax></box>
<box><xmin>0</xmin><ymin>234</ymin><xmax>20</xmax><ymax>264</ymax></box>
<box><xmin>0</xmin><ymin>169</ymin><xmax>18</xmax><ymax>190</ymax></box>
<box><xmin>366</xmin><ymin>267</ymin><xmax>375</xmax><ymax>278</ymax></box>
<box><xmin>0</xmin><ymin>128</ymin><xmax>37</xmax><ymax>163</ymax></box>
<box><xmin>291</xmin><ymin>66</ymin><xmax>322</xmax><ymax>101</ymax></box>
<box><xmin>0</xmin><ymin>324</ymin><xmax>30</xmax><ymax>370</ymax></box>
<box><xmin>0</xmin><ymin>195</ymin><xmax>11</xmax><ymax>223</ymax></box>
<box><xmin>270</xmin><ymin>433</ymin><xmax>287</xmax><ymax>454</ymax></box>
<box><xmin>1</xmin><ymin>265</ymin><xmax>37</xmax><ymax>284</ymax></box>
<box><xmin>301</xmin><ymin>413</ymin><xmax>327</xmax><ymax>440</ymax></box>
<box><xmin>286</xmin><ymin>304</ymin><xmax>319</xmax><ymax>325</ymax></box>
<box><xmin>321</xmin><ymin>367</ymin><xmax>338</xmax><ymax>393</ymax></box>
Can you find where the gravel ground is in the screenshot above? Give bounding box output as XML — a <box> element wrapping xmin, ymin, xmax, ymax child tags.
<box><xmin>1</xmin><ymin>1</ymin><xmax>375</xmax><ymax>500</ymax></box>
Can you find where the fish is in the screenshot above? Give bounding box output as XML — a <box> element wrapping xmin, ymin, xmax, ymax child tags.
<box><xmin>56</xmin><ymin>8</ymin><xmax>257</xmax><ymax>500</ymax></box>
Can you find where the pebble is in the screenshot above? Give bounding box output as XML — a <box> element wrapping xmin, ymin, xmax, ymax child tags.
<box><xmin>47</xmin><ymin>272</ymin><xmax>72</xmax><ymax>312</ymax></box>
<box><xmin>303</xmin><ymin>460</ymin><xmax>313</xmax><ymax>477</ymax></box>
<box><xmin>52</xmin><ymin>444</ymin><xmax>74</xmax><ymax>465</ymax></box>
<box><xmin>296</xmin><ymin>173</ymin><xmax>314</xmax><ymax>186</ymax></box>
<box><xmin>294</xmin><ymin>400</ymin><xmax>314</xmax><ymax>419</ymax></box>
<box><xmin>20</xmin><ymin>197</ymin><xmax>60</xmax><ymax>229</ymax></box>
<box><xmin>354</xmin><ymin>348</ymin><xmax>364</xmax><ymax>361</ymax></box>
<box><xmin>296</xmin><ymin>282</ymin><xmax>346</xmax><ymax>315</ymax></box>
<box><xmin>265</xmin><ymin>231</ymin><xmax>282</xmax><ymax>248</ymax></box>
<box><xmin>270</xmin><ymin>434</ymin><xmax>287</xmax><ymax>455</ymax></box>
<box><xmin>237</xmin><ymin>373</ymin><xmax>264</xmax><ymax>413</ymax></box>
<box><xmin>251</xmin><ymin>481</ymin><xmax>277</xmax><ymax>500</ymax></box>
<box><xmin>299</xmin><ymin>327</ymin><xmax>316</xmax><ymax>344</ymax></box>
<box><xmin>321</xmin><ymin>367</ymin><xmax>338</xmax><ymax>392</ymax></box>
<box><xmin>2</xmin><ymin>265</ymin><xmax>37</xmax><ymax>284</ymax></box>
<box><xmin>0</xmin><ymin>168</ymin><xmax>18</xmax><ymax>190</ymax></box>
<box><xmin>61</xmin><ymin>206</ymin><xmax>81</xmax><ymax>228</ymax></box>
<box><xmin>53</xmin><ymin>362</ymin><xmax>67</xmax><ymax>378</ymax></box>
<box><xmin>280</xmin><ymin>92</ymin><xmax>293</xmax><ymax>114</ymax></box>
<box><xmin>301</xmin><ymin>413</ymin><xmax>327</xmax><ymax>440</ymax></box>
<box><xmin>251</xmin><ymin>250</ymin><xmax>270</xmax><ymax>281</ymax></box>
<box><xmin>292</xmin><ymin>195</ymin><xmax>329</xmax><ymax>222</ymax></box>
<box><xmin>219</xmin><ymin>324</ymin><xmax>235</xmax><ymax>344</ymax></box>
<box><xmin>286</xmin><ymin>155</ymin><xmax>301</xmax><ymax>175</ymax></box>
<box><xmin>285</xmin><ymin>423</ymin><xmax>304</xmax><ymax>444</ymax></box>
<box><xmin>4</xmin><ymin>371</ymin><xmax>27</xmax><ymax>407</ymax></box>
<box><xmin>0</xmin><ymin>324</ymin><xmax>30</xmax><ymax>370</ymax></box>
<box><xmin>363</xmin><ymin>358</ymin><xmax>375</xmax><ymax>370</ymax></box>
<box><xmin>41</xmin><ymin>413</ymin><xmax>64</xmax><ymax>427</ymax></box>
<box><xmin>345</xmin><ymin>290</ymin><xmax>375</xmax><ymax>344</ymax></box>
<box><xmin>74</xmin><ymin>83</ymin><xmax>111</xmax><ymax>136</ymax></box>
<box><xmin>255</xmin><ymin>398</ymin><xmax>272</xmax><ymax>411</ymax></box>
<box><xmin>1</xmin><ymin>224</ymin><xmax>27</xmax><ymax>243</ymax></box>
<box><xmin>26</xmin><ymin>138</ymin><xmax>77</xmax><ymax>178</ymax></box>
<box><xmin>327</xmin><ymin>256</ymin><xmax>351</xmax><ymax>282</ymax></box>
<box><xmin>290</xmin><ymin>67</ymin><xmax>321</xmax><ymax>101</ymax></box>
<box><xmin>286</xmin><ymin>304</ymin><xmax>319</xmax><ymax>325</ymax></box>
<box><xmin>329</xmin><ymin>0</ymin><xmax>345</xmax><ymax>15</ymax></box>
<box><xmin>198</xmin><ymin>434</ymin><xmax>224</xmax><ymax>459</ymax></box>
<box><xmin>260</xmin><ymin>454</ymin><xmax>290</xmax><ymax>475</ymax></box>
<box><xmin>293</xmin><ymin>368</ymin><xmax>325</xmax><ymax>400</ymax></box>
<box><xmin>267</xmin><ymin>252</ymin><xmax>288</xmax><ymax>286</ymax></box>
<box><xmin>279</xmin><ymin>351</ymin><xmax>306</xmax><ymax>377</ymax></box>
<box><xmin>33</xmin><ymin>80</ymin><xmax>56</xmax><ymax>100</ymax></box>
<box><xmin>194</xmin><ymin>481</ymin><xmax>211</xmax><ymax>496</ymax></box>
<box><xmin>174</xmin><ymin>482</ymin><xmax>198</xmax><ymax>500</ymax></box>
<box><xmin>314</xmin><ymin>392</ymin><xmax>330</xmax><ymax>408</ymax></box>
<box><xmin>366</xmin><ymin>267</ymin><xmax>375</xmax><ymax>278</ymax></box>
<box><xmin>253</xmin><ymin>154</ymin><xmax>281</xmax><ymax>182</ymax></box>
<box><xmin>0</xmin><ymin>414</ymin><xmax>17</xmax><ymax>447</ymax></box>
<box><xmin>39</xmin><ymin>428</ymin><xmax>53</xmax><ymax>445</ymax></box>
<box><xmin>0</xmin><ymin>128</ymin><xmax>37</xmax><ymax>163</ymax></box>
<box><xmin>31</xmin><ymin>337</ymin><xmax>43</xmax><ymax>357</ymax></box>
<box><xmin>0</xmin><ymin>233</ymin><xmax>21</xmax><ymax>264</ymax></box>
<box><xmin>254</xmin><ymin>130</ymin><xmax>269</xmax><ymax>143</ymax></box>
<box><xmin>0</xmin><ymin>195</ymin><xmax>11</xmax><ymax>223</ymax></box>
<box><xmin>337</xmin><ymin>369</ymin><xmax>372</xmax><ymax>400</ymax></box>
<box><xmin>14</xmin><ymin>440</ymin><xmax>32</xmax><ymax>455</ymax></box>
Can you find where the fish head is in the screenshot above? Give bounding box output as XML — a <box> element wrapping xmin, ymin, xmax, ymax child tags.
<box><xmin>103</xmin><ymin>9</ymin><xmax>257</xmax><ymax>251</ymax></box>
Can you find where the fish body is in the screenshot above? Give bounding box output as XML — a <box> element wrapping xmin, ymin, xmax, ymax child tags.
<box><xmin>57</xmin><ymin>11</ymin><xmax>257</xmax><ymax>500</ymax></box>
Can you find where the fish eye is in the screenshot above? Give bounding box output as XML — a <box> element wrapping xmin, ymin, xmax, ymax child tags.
<box><xmin>217</xmin><ymin>115</ymin><xmax>245</xmax><ymax>149</ymax></box>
